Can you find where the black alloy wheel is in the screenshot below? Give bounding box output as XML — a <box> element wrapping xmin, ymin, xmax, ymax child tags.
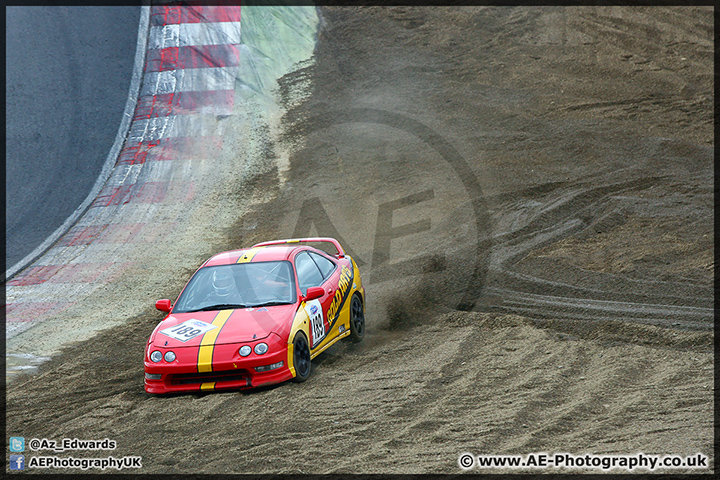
<box><xmin>348</xmin><ymin>294</ymin><xmax>365</xmax><ymax>343</ymax></box>
<box><xmin>292</xmin><ymin>332</ymin><xmax>311</xmax><ymax>382</ymax></box>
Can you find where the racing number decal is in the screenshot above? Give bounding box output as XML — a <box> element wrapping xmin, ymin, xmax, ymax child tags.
<box><xmin>305</xmin><ymin>299</ymin><xmax>325</xmax><ymax>348</ymax></box>
<box><xmin>159</xmin><ymin>319</ymin><xmax>217</xmax><ymax>342</ymax></box>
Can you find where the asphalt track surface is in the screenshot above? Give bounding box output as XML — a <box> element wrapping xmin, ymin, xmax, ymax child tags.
<box><xmin>5</xmin><ymin>6</ymin><xmax>140</xmax><ymax>268</ymax></box>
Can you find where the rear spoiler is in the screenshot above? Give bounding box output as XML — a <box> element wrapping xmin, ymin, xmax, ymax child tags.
<box><xmin>252</xmin><ymin>237</ymin><xmax>346</xmax><ymax>258</ymax></box>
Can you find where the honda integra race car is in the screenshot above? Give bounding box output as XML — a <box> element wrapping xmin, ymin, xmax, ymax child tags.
<box><xmin>144</xmin><ymin>237</ymin><xmax>365</xmax><ymax>394</ymax></box>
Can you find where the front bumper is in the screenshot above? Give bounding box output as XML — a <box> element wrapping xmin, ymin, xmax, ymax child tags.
<box><xmin>144</xmin><ymin>341</ymin><xmax>292</xmax><ymax>394</ymax></box>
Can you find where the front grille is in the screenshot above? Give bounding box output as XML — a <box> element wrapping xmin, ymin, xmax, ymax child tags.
<box><xmin>170</xmin><ymin>370</ymin><xmax>250</xmax><ymax>386</ymax></box>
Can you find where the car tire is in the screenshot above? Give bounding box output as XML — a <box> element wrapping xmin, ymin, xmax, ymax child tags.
<box><xmin>347</xmin><ymin>293</ymin><xmax>365</xmax><ymax>343</ymax></box>
<box><xmin>292</xmin><ymin>331</ymin><xmax>312</xmax><ymax>382</ymax></box>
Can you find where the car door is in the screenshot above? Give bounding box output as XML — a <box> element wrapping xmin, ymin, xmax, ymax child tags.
<box><xmin>294</xmin><ymin>251</ymin><xmax>338</xmax><ymax>350</ymax></box>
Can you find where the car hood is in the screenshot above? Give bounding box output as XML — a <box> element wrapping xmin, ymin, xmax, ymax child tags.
<box><xmin>151</xmin><ymin>304</ymin><xmax>297</xmax><ymax>348</ymax></box>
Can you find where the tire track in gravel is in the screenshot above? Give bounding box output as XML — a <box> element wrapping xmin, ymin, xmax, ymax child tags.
<box><xmin>475</xmin><ymin>163</ymin><xmax>713</xmax><ymax>328</ymax></box>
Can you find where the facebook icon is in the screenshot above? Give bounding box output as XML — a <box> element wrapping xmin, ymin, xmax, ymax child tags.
<box><xmin>10</xmin><ymin>454</ymin><xmax>25</xmax><ymax>470</ymax></box>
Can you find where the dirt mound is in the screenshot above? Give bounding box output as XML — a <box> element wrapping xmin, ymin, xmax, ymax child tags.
<box><xmin>7</xmin><ymin>309</ymin><xmax>712</xmax><ymax>474</ymax></box>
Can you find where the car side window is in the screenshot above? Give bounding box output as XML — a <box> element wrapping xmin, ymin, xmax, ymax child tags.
<box><xmin>309</xmin><ymin>251</ymin><xmax>336</xmax><ymax>279</ymax></box>
<box><xmin>295</xmin><ymin>251</ymin><xmax>324</xmax><ymax>294</ymax></box>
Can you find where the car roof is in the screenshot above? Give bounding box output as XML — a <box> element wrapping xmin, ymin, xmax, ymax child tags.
<box><xmin>202</xmin><ymin>244</ymin><xmax>330</xmax><ymax>267</ymax></box>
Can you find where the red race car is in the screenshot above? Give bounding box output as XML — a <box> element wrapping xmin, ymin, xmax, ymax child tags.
<box><xmin>144</xmin><ymin>237</ymin><xmax>365</xmax><ymax>394</ymax></box>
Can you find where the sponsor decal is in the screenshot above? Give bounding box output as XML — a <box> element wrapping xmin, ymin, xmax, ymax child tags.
<box><xmin>327</xmin><ymin>265</ymin><xmax>353</xmax><ymax>322</ymax></box>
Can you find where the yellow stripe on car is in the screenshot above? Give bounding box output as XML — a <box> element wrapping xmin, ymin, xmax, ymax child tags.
<box><xmin>237</xmin><ymin>247</ymin><xmax>263</xmax><ymax>263</ymax></box>
<box><xmin>200</xmin><ymin>382</ymin><xmax>216</xmax><ymax>391</ymax></box>
<box><xmin>197</xmin><ymin>310</ymin><xmax>234</xmax><ymax>372</ymax></box>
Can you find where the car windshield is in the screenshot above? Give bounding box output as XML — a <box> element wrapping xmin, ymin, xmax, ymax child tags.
<box><xmin>173</xmin><ymin>261</ymin><xmax>296</xmax><ymax>313</ymax></box>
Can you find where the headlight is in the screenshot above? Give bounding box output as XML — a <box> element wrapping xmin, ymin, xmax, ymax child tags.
<box><xmin>254</xmin><ymin>342</ymin><xmax>269</xmax><ymax>355</ymax></box>
<box><xmin>164</xmin><ymin>351</ymin><xmax>176</xmax><ymax>362</ymax></box>
<box><xmin>239</xmin><ymin>345</ymin><xmax>252</xmax><ymax>357</ymax></box>
<box><xmin>150</xmin><ymin>351</ymin><xmax>162</xmax><ymax>363</ymax></box>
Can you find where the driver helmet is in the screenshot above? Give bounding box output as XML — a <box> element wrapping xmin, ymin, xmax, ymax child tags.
<box><xmin>211</xmin><ymin>268</ymin><xmax>236</xmax><ymax>296</ymax></box>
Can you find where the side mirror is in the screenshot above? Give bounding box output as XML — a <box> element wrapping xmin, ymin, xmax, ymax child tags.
<box><xmin>303</xmin><ymin>287</ymin><xmax>324</xmax><ymax>302</ymax></box>
<box><xmin>155</xmin><ymin>299</ymin><xmax>172</xmax><ymax>312</ymax></box>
